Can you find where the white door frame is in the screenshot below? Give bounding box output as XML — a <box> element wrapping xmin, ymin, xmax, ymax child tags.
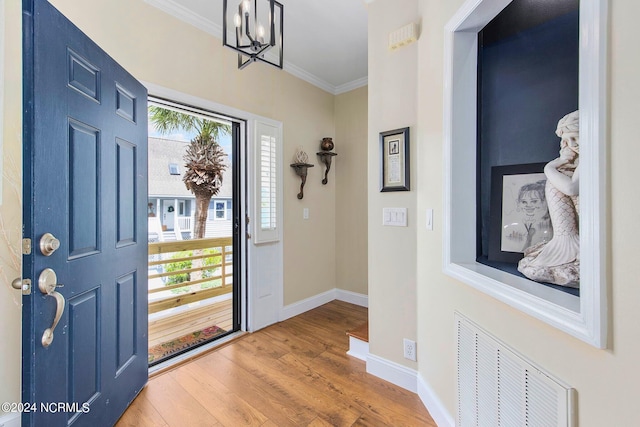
<box><xmin>143</xmin><ymin>82</ymin><xmax>284</xmax><ymax>332</ymax></box>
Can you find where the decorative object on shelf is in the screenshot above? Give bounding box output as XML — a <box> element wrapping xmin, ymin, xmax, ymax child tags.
<box><xmin>316</xmin><ymin>137</ymin><xmax>337</xmax><ymax>185</ymax></box>
<box><xmin>487</xmin><ymin>162</ymin><xmax>551</xmax><ymax>264</ymax></box>
<box><xmin>380</xmin><ymin>127</ymin><xmax>410</xmax><ymax>192</ymax></box>
<box><xmin>518</xmin><ymin>110</ymin><xmax>580</xmax><ymax>288</ymax></box>
<box><xmin>320</xmin><ymin>137</ymin><xmax>334</xmax><ymax>151</ymax></box>
<box><xmin>222</xmin><ymin>0</ymin><xmax>284</xmax><ymax>70</ymax></box>
<box><xmin>290</xmin><ymin>146</ymin><xmax>314</xmax><ymax>199</ymax></box>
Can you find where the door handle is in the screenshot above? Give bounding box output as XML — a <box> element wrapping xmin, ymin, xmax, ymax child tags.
<box><xmin>11</xmin><ymin>277</ymin><xmax>32</xmax><ymax>295</ymax></box>
<box><xmin>38</xmin><ymin>268</ymin><xmax>65</xmax><ymax>348</ymax></box>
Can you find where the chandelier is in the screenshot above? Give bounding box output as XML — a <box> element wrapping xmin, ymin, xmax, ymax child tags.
<box><xmin>222</xmin><ymin>0</ymin><xmax>284</xmax><ymax>70</ymax></box>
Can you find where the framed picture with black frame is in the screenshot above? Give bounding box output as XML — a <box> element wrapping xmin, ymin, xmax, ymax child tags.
<box><xmin>487</xmin><ymin>162</ymin><xmax>551</xmax><ymax>263</ymax></box>
<box><xmin>380</xmin><ymin>127</ymin><xmax>410</xmax><ymax>192</ymax></box>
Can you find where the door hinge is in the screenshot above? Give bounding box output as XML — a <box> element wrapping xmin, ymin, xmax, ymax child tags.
<box><xmin>22</xmin><ymin>238</ymin><xmax>32</xmax><ymax>255</ymax></box>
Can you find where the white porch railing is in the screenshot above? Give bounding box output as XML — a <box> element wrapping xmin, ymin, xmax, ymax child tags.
<box><xmin>177</xmin><ymin>215</ymin><xmax>193</xmax><ymax>233</ymax></box>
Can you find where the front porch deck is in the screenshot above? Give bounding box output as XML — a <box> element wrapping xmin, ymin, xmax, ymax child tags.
<box><xmin>148</xmin><ymin>237</ymin><xmax>234</xmax><ymax>358</ymax></box>
<box><xmin>148</xmin><ymin>297</ymin><xmax>233</xmax><ymax>349</ymax></box>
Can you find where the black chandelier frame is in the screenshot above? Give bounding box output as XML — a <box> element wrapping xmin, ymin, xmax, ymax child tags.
<box><xmin>222</xmin><ymin>0</ymin><xmax>284</xmax><ymax>70</ymax></box>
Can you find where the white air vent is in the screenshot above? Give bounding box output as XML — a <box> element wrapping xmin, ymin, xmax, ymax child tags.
<box><xmin>388</xmin><ymin>22</ymin><xmax>418</xmax><ymax>50</ymax></box>
<box><xmin>456</xmin><ymin>313</ymin><xmax>576</xmax><ymax>427</ymax></box>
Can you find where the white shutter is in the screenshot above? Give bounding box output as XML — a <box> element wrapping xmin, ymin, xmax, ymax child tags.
<box><xmin>254</xmin><ymin>121</ymin><xmax>281</xmax><ymax>244</ymax></box>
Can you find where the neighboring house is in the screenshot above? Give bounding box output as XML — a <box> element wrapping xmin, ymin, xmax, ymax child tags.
<box><xmin>148</xmin><ymin>137</ymin><xmax>232</xmax><ymax>241</ymax></box>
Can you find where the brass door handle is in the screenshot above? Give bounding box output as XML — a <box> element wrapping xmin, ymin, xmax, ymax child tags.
<box><xmin>38</xmin><ymin>268</ymin><xmax>65</xmax><ymax>348</ymax></box>
<box><xmin>11</xmin><ymin>277</ymin><xmax>32</xmax><ymax>294</ymax></box>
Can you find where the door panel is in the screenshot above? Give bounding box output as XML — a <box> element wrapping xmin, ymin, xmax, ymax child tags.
<box><xmin>68</xmin><ymin>118</ymin><xmax>100</xmax><ymax>258</ymax></box>
<box><xmin>249</xmin><ymin>119</ymin><xmax>283</xmax><ymax>331</ymax></box>
<box><xmin>116</xmin><ymin>138</ymin><xmax>137</xmax><ymax>246</ymax></box>
<box><xmin>22</xmin><ymin>0</ymin><xmax>148</xmax><ymax>425</ymax></box>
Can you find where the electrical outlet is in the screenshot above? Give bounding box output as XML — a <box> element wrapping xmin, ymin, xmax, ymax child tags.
<box><xmin>403</xmin><ymin>338</ymin><xmax>417</xmax><ymax>361</ymax></box>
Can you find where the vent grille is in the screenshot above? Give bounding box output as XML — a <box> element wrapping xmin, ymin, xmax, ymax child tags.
<box><xmin>456</xmin><ymin>314</ymin><xmax>575</xmax><ymax>427</ymax></box>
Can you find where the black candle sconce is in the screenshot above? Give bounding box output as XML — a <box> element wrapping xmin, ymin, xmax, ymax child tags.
<box><xmin>290</xmin><ymin>146</ymin><xmax>314</xmax><ymax>199</ymax></box>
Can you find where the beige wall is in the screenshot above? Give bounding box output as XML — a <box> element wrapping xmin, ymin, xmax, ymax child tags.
<box><xmin>0</xmin><ymin>0</ymin><xmax>23</xmax><ymax>409</ymax></box>
<box><xmin>367</xmin><ymin>0</ymin><xmax>419</xmax><ymax>366</ymax></box>
<box><xmin>335</xmin><ymin>86</ymin><xmax>368</xmax><ymax>295</ymax></box>
<box><xmin>0</xmin><ymin>0</ymin><xmax>368</xmax><ymax>409</ymax></box>
<box><xmin>367</xmin><ymin>0</ymin><xmax>640</xmax><ymax>425</ymax></box>
<box><xmin>46</xmin><ymin>0</ymin><xmax>339</xmax><ymax>306</ymax></box>
<box><xmin>43</xmin><ymin>0</ymin><xmax>344</xmax><ymax>305</ymax></box>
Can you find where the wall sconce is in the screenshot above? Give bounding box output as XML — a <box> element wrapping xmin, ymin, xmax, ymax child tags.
<box><xmin>316</xmin><ymin>137</ymin><xmax>337</xmax><ymax>185</ymax></box>
<box><xmin>290</xmin><ymin>146</ymin><xmax>314</xmax><ymax>199</ymax></box>
<box><xmin>222</xmin><ymin>0</ymin><xmax>284</xmax><ymax>70</ymax></box>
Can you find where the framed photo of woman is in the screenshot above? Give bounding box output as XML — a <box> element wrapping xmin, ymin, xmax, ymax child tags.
<box><xmin>488</xmin><ymin>162</ymin><xmax>552</xmax><ymax>263</ymax></box>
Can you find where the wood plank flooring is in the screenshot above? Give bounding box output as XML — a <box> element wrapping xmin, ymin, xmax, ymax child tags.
<box><xmin>116</xmin><ymin>300</ymin><xmax>436</xmax><ymax>427</ymax></box>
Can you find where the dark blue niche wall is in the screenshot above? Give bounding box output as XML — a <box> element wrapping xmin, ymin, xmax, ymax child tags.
<box><xmin>476</xmin><ymin>0</ymin><xmax>579</xmax><ymax>295</ymax></box>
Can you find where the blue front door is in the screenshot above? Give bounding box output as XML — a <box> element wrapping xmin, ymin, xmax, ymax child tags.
<box><xmin>22</xmin><ymin>0</ymin><xmax>148</xmax><ymax>425</ymax></box>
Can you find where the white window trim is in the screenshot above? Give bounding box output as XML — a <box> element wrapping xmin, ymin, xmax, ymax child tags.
<box><xmin>212</xmin><ymin>199</ymin><xmax>228</xmax><ymax>221</ymax></box>
<box><xmin>168</xmin><ymin>163</ymin><xmax>179</xmax><ymax>175</ymax></box>
<box><xmin>443</xmin><ymin>0</ymin><xmax>608</xmax><ymax>348</ymax></box>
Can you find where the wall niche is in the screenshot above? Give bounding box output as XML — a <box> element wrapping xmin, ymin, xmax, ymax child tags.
<box><xmin>476</xmin><ymin>0</ymin><xmax>579</xmax><ymax>297</ymax></box>
<box><xmin>443</xmin><ymin>0</ymin><xmax>608</xmax><ymax>348</ymax></box>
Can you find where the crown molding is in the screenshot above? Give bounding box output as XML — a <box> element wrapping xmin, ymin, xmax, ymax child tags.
<box><xmin>334</xmin><ymin>76</ymin><xmax>368</xmax><ymax>95</ymax></box>
<box><xmin>144</xmin><ymin>0</ymin><xmax>221</xmax><ymax>37</ymax></box>
<box><xmin>282</xmin><ymin>61</ymin><xmax>336</xmax><ymax>94</ymax></box>
<box><xmin>144</xmin><ymin>0</ymin><xmax>368</xmax><ymax>95</ymax></box>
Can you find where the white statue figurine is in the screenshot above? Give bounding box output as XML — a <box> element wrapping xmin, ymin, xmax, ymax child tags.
<box><xmin>518</xmin><ymin>110</ymin><xmax>580</xmax><ymax>287</ymax></box>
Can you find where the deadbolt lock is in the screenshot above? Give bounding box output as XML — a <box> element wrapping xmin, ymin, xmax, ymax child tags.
<box><xmin>40</xmin><ymin>233</ymin><xmax>60</xmax><ymax>256</ymax></box>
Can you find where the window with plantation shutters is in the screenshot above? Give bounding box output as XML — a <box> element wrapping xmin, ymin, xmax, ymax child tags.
<box><xmin>254</xmin><ymin>121</ymin><xmax>281</xmax><ymax>243</ymax></box>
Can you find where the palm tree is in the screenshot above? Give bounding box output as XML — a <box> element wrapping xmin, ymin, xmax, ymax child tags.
<box><xmin>149</xmin><ymin>106</ymin><xmax>230</xmax><ymax>239</ymax></box>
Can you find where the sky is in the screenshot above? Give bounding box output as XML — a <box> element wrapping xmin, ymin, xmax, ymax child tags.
<box><xmin>147</xmin><ymin>109</ymin><xmax>233</xmax><ymax>157</ymax></box>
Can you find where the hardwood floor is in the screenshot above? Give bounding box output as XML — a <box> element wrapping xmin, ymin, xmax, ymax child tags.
<box><xmin>116</xmin><ymin>301</ymin><xmax>436</xmax><ymax>427</ymax></box>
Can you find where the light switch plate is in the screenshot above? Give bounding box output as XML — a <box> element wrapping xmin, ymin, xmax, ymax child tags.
<box><xmin>383</xmin><ymin>208</ymin><xmax>407</xmax><ymax>227</ymax></box>
<box><xmin>426</xmin><ymin>208</ymin><xmax>433</xmax><ymax>230</ymax></box>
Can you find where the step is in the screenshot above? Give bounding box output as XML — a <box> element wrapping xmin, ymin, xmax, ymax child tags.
<box><xmin>346</xmin><ymin>321</ymin><xmax>369</xmax><ymax>361</ymax></box>
<box><xmin>346</xmin><ymin>321</ymin><xmax>369</xmax><ymax>342</ymax></box>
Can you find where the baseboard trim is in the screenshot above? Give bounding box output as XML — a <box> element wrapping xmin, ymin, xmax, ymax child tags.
<box><xmin>417</xmin><ymin>373</ymin><xmax>455</xmax><ymax>427</ymax></box>
<box><xmin>280</xmin><ymin>289</ymin><xmax>368</xmax><ymax>321</ymax></box>
<box><xmin>280</xmin><ymin>289</ymin><xmax>453</xmax><ymax>427</ymax></box>
<box><xmin>0</xmin><ymin>412</ymin><xmax>21</xmax><ymax>427</ymax></box>
<box><xmin>335</xmin><ymin>289</ymin><xmax>369</xmax><ymax>307</ymax></box>
<box><xmin>366</xmin><ymin>353</ymin><xmax>418</xmax><ymax>393</ymax></box>
<box><xmin>279</xmin><ymin>289</ymin><xmax>336</xmax><ymax>321</ymax></box>
<box><xmin>347</xmin><ymin>336</ymin><xmax>369</xmax><ymax>361</ymax></box>
<box><xmin>364</xmin><ymin>354</ymin><xmax>454</xmax><ymax>426</ymax></box>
